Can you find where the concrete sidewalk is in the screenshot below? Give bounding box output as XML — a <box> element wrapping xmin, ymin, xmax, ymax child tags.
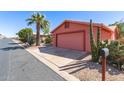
<box><xmin>28</xmin><ymin>45</ymin><xmax>88</xmax><ymax>67</ymax></box>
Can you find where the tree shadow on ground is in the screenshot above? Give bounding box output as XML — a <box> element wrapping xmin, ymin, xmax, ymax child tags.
<box><xmin>8</xmin><ymin>42</ymin><xmax>22</xmax><ymax>45</ymax></box>
<box><xmin>0</xmin><ymin>46</ymin><xmax>24</xmax><ymax>51</ymax></box>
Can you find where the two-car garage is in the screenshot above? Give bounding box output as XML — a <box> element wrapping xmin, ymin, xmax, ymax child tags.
<box><xmin>57</xmin><ymin>32</ymin><xmax>85</xmax><ymax>51</ymax></box>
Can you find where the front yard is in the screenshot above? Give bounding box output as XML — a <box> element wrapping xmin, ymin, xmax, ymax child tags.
<box><xmin>71</xmin><ymin>61</ymin><xmax>124</xmax><ymax>81</ymax></box>
<box><xmin>27</xmin><ymin>43</ymin><xmax>124</xmax><ymax>81</ymax></box>
<box><xmin>13</xmin><ymin>38</ymin><xmax>124</xmax><ymax>81</ymax></box>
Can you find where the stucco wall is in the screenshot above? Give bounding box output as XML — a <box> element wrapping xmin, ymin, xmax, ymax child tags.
<box><xmin>52</xmin><ymin>22</ymin><xmax>114</xmax><ymax>52</ymax></box>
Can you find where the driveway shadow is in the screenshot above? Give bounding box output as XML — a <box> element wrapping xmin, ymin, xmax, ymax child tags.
<box><xmin>38</xmin><ymin>45</ymin><xmax>89</xmax><ymax>60</ymax></box>
<box><xmin>8</xmin><ymin>42</ymin><xmax>22</xmax><ymax>45</ymax></box>
<box><xmin>0</xmin><ymin>46</ymin><xmax>24</xmax><ymax>51</ymax></box>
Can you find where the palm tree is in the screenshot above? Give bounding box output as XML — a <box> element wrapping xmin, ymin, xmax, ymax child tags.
<box><xmin>26</xmin><ymin>12</ymin><xmax>50</xmax><ymax>46</ymax></box>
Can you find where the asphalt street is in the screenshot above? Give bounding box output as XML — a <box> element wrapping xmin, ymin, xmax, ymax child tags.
<box><xmin>0</xmin><ymin>38</ymin><xmax>65</xmax><ymax>81</ymax></box>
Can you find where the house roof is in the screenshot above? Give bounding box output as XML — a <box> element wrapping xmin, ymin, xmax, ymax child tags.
<box><xmin>108</xmin><ymin>26</ymin><xmax>117</xmax><ymax>31</ymax></box>
<box><xmin>51</xmin><ymin>20</ymin><xmax>116</xmax><ymax>33</ymax></box>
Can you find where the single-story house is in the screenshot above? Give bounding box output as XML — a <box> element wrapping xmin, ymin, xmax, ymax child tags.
<box><xmin>51</xmin><ymin>20</ymin><xmax>119</xmax><ymax>52</ymax></box>
<box><xmin>0</xmin><ymin>34</ymin><xmax>5</xmax><ymax>39</ymax></box>
<box><xmin>33</xmin><ymin>32</ymin><xmax>50</xmax><ymax>42</ymax></box>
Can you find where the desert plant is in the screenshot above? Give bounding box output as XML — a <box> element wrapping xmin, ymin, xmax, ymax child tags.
<box><xmin>89</xmin><ymin>20</ymin><xmax>101</xmax><ymax>62</ymax></box>
<box><xmin>99</xmin><ymin>40</ymin><xmax>124</xmax><ymax>70</ymax></box>
<box><xmin>27</xmin><ymin>35</ymin><xmax>35</xmax><ymax>45</ymax></box>
<box><xmin>108</xmin><ymin>40</ymin><xmax>120</xmax><ymax>60</ymax></box>
<box><xmin>17</xmin><ymin>28</ymin><xmax>33</xmax><ymax>43</ymax></box>
<box><xmin>100</xmin><ymin>40</ymin><xmax>109</xmax><ymax>49</ymax></box>
<box><xmin>26</xmin><ymin>12</ymin><xmax>50</xmax><ymax>46</ymax></box>
<box><xmin>96</xmin><ymin>27</ymin><xmax>101</xmax><ymax>61</ymax></box>
<box><xmin>119</xmin><ymin>44</ymin><xmax>124</xmax><ymax>50</ymax></box>
<box><xmin>44</xmin><ymin>35</ymin><xmax>52</xmax><ymax>44</ymax></box>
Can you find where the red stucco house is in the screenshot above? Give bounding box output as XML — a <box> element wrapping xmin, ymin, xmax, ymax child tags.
<box><xmin>51</xmin><ymin>20</ymin><xmax>119</xmax><ymax>52</ymax></box>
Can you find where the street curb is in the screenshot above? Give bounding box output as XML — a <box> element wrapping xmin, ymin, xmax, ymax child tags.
<box><xmin>12</xmin><ymin>39</ymin><xmax>80</xmax><ymax>81</ymax></box>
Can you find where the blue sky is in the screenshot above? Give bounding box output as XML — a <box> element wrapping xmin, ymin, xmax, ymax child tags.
<box><xmin>0</xmin><ymin>11</ymin><xmax>124</xmax><ymax>37</ymax></box>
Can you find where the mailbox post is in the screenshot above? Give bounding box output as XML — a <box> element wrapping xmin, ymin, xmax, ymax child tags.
<box><xmin>100</xmin><ymin>48</ymin><xmax>109</xmax><ymax>81</ymax></box>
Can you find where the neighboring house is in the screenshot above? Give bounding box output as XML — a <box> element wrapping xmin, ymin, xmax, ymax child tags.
<box><xmin>33</xmin><ymin>32</ymin><xmax>50</xmax><ymax>42</ymax></box>
<box><xmin>0</xmin><ymin>34</ymin><xmax>5</xmax><ymax>39</ymax></box>
<box><xmin>108</xmin><ymin>25</ymin><xmax>119</xmax><ymax>40</ymax></box>
<box><xmin>51</xmin><ymin>20</ymin><xmax>119</xmax><ymax>52</ymax></box>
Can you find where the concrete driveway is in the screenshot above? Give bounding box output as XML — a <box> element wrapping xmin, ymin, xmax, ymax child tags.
<box><xmin>29</xmin><ymin>45</ymin><xmax>89</xmax><ymax>67</ymax></box>
<box><xmin>0</xmin><ymin>38</ymin><xmax>65</xmax><ymax>81</ymax></box>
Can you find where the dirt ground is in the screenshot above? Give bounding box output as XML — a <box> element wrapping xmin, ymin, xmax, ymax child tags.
<box><xmin>71</xmin><ymin>61</ymin><xmax>124</xmax><ymax>81</ymax></box>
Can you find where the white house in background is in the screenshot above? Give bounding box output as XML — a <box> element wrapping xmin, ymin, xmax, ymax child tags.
<box><xmin>0</xmin><ymin>34</ymin><xmax>5</xmax><ymax>39</ymax></box>
<box><xmin>33</xmin><ymin>32</ymin><xmax>50</xmax><ymax>42</ymax></box>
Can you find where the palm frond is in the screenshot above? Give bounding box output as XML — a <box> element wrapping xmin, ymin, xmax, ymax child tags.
<box><xmin>41</xmin><ymin>20</ymin><xmax>50</xmax><ymax>34</ymax></box>
<box><xmin>26</xmin><ymin>12</ymin><xmax>50</xmax><ymax>34</ymax></box>
<box><xmin>27</xmin><ymin>21</ymin><xmax>34</xmax><ymax>26</ymax></box>
<box><xmin>26</xmin><ymin>18</ymin><xmax>33</xmax><ymax>21</ymax></box>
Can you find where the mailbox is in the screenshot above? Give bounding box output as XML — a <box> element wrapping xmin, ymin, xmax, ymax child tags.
<box><xmin>100</xmin><ymin>48</ymin><xmax>109</xmax><ymax>57</ymax></box>
<box><xmin>100</xmin><ymin>48</ymin><xmax>109</xmax><ymax>81</ymax></box>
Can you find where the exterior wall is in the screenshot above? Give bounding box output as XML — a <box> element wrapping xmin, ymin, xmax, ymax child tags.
<box><xmin>52</xmin><ymin>22</ymin><xmax>87</xmax><ymax>34</ymax></box>
<box><xmin>111</xmin><ymin>32</ymin><xmax>115</xmax><ymax>40</ymax></box>
<box><xmin>110</xmin><ymin>28</ymin><xmax>119</xmax><ymax>40</ymax></box>
<box><xmin>52</xmin><ymin>22</ymin><xmax>114</xmax><ymax>52</ymax></box>
<box><xmin>114</xmin><ymin>28</ymin><xmax>119</xmax><ymax>39</ymax></box>
<box><xmin>85</xmin><ymin>28</ymin><xmax>112</xmax><ymax>52</ymax></box>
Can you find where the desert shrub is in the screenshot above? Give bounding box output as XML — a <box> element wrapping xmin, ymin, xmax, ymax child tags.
<box><xmin>119</xmin><ymin>45</ymin><xmax>124</xmax><ymax>50</ymax></box>
<box><xmin>99</xmin><ymin>40</ymin><xmax>120</xmax><ymax>60</ymax></box>
<box><xmin>108</xmin><ymin>40</ymin><xmax>120</xmax><ymax>60</ymax></box>
<box><xmin>99</xmin><ymin>40</ymin><xmax>124</xmax><ymax>70</ymax></box>
<box><xmin>108</xmin><ymin>41</ymin><xmax>124</xmax><ymax>70</ymax></box>
<box><xmin>17</xmin><ymin>28</ymin><xmax>35</xmax><ymax>45</ymax></box>
<box><xmin>41</xmin><ymin>39</ymin><xmax>44</xmax><ymax>43</ymax></box>
<box><xmin>99</xmin><ymin>40</ymin><xmax>109</xmax><ymax>49</ymax></box>
<box><xmin>44</xmin><ymin>35</ymin><xmax>52</xmax><ymax>44</ymax></box>
<box><xmin>27</xmin><ymin>35</ymin><xmax>35</xmax><ymax>45</ymax></box>
<box><xmin>17</xmin><ymin>28</ymin><xmax>33</xmax><ymax>42</ymax></box>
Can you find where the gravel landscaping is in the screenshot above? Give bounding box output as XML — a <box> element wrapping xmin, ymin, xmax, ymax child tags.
<box><xmin>71</xmin><ymin>60</ymin><xmax>124</xmax><ymax>81</ymax></box>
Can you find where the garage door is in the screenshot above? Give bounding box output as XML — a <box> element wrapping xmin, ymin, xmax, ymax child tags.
<box><xmin>57</xmin><ymin>32</ymin><xmax>84</xmax><ymax>51</ymax></box>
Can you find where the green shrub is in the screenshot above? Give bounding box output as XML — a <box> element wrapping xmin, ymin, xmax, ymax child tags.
<box><xmin>101</xmin><ymin>40</ymin><xmax>124</xmax><ymax>70</ymax></box>
<box><xmin>17</xmin><ymin>28</ymin><xmax>33</xmax><ymax>43</ymax></box>
<box><xmin>17</xmin><ymin>28</ymin><xmax>35</xmax><ymax>45</ymax></box>
<box><xmin>119</xmin><ymin>45</ymin><xmax>124</xmax><ymax>50</ymax></box>
<box><xmin>27</xmin><ymin>35</ymin><xmax>35</xmax><ymax>45</ymax></box>
<box><xmin>99</xmin><ymin>40</ymin><xmax>109</xmax><ymax>49</ymax></box>
<box><xmin>44</xmin><ymin>35</ymin><xmax>52</xmax><ymax>44</ymax></box>
<box><xmin>99</xmin><ymin>40</ymin><xmax>124</xmax><ymax>70</ymax></box>
<box><xmin>108</xmin><ymin>40</ymin><xmax>120</xmax><ymax>60</ymax></box>
<box><xmin>41</xmin><ymin>39</ymin><xmax>44</xmax><ymax>43</ymax></box>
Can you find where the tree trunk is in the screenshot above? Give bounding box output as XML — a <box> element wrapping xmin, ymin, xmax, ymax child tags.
<box><xmin>36</xmin><ymin>21</ymin><xmax>40</xmax><ymax>46</ymax></box>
